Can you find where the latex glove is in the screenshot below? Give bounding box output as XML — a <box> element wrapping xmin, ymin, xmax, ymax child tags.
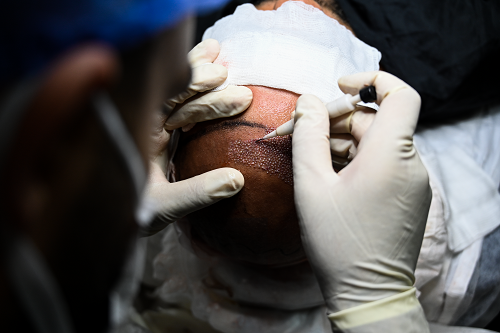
<box><xmin>329</xmin><ymin>106</ymin><xmax>376</xmax><ymax>168</ymax></box>
<box><xmin>142</xmin><ymin>39</ymin><xmax>252</xmax><ymax>236</ymax></box>
<box><xmin>163</xmin><ymin>38</ymin><xmax>253</xmax><ymax>130</ymax></box>
<box><xmin>292</xmin><ymin>71</ymin><xmax>432</xmax><ymax>312</ymax></box>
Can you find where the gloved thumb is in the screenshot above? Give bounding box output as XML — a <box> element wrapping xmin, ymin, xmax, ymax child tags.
<box><xmin>142</xmin><ymin>168</ymin><xmax>244</xmax><ymax>235</ymax></box>
<box><xmin>293</xmin><ymin>94</ymin><xmax>337</xmax><ymax>181</ymax></box>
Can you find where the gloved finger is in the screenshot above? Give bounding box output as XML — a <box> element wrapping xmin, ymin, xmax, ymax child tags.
<box><xmin>330</xmin><ymin>112</ymin><xmax>352</xmax><ymax>134</ymax></box>
<box><xmin>338</xmin><ymin>71</ymin><xmax>421</xmax><ymax>140</ymax></box>
<box><xmin>165</xmin><ymin>85</ymin><xmax>253</xmax><ymax>130</ymax></box>
<box><xmin>182</xmin><ymin>123</ymin><xmax>196</xmax><ymax>132</ymax></box>
<box><xmin>293</xmin><ymin>94</ymin><xmax>337</xmax><ymax>180</ymax></box>
<box><xmin>329</xmin><ymin>107</ymin><xmax>375</xmax><ymax>137</ymax></box>
<box><xmin>329</xmin><ymin>134</ymin><xmax>357</xmax><ymax>159</ymax></box>
<box><xmin>149</xmin><ymin>111</ymin><xmax>170</xmax><ymax>159</ymax></box>
<box><xmin>170</xmin><ymin>63</ymin><xmax>228</xmax><ymax>104</ymax></box>
<box><xmin>349</xmin><ymin>107</ymin><xmax>376</xmax><ymax>142</ymax></box>
<box><xmin>188</xmin><ymin>39</ymin><xmax>221</xmax><ymax>68</ymax></box>
<box><xmin>146</xmin><ymin>167</ymin><xmax>244</xmax><ymax>225</ymax></box>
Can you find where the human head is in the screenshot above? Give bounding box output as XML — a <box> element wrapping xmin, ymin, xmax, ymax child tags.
<box><xmin>175</xmin><ymin>85</ymin><xmax>301</xmax><ymax>266</ymax></box>
<box><xmin>173</xmin><ymin>1</ymin><xmax>380</xmax><ymax>266</ymax></box>
<box><xmin>0</xmin><ymin>1</ymin><xmax>227</xmax><ymax>332</ymax></box>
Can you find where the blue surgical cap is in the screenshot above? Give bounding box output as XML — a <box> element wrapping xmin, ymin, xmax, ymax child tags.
<box><xmin>0</xmin><ymin>0</ymin><xmax>229</xmax><ymax>86</ymax></box>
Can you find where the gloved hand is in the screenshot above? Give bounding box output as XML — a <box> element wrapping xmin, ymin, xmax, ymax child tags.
<box><xmin>142</xmin><ymin>39</ymin><xmax>252</xmax><ymax>236</ymax></box>
<box><xmin>163</xmin><ymin>38</ymin><xmax>253</xmax><ymax>131</ymax></box>
<box><xmin>292</xmin><ymin>71</ymin><xmax>432</xmax><ymax>312</ymax></box>
<box><xmin>329</xmin><ymin>106</ymin><xmax>376</xmax><ymax>168</ymax></box>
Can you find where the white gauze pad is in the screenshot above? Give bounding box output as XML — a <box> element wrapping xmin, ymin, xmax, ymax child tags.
<box><xmin>202</xmin><ymin>1</ymin><xmax>382</xmax><ymax>103</ymax></box>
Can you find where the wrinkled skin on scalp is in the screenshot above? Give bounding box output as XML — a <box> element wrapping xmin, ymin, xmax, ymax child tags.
<box><xmin>174</xmin><ymin>86</ymin><xmax>306</xmax><ymax>266</ymax></box>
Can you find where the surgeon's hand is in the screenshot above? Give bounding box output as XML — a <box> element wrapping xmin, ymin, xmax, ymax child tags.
<box><xmin>163</xmin><ymin>39</ymin><xmax>253</xmax><ymax>131</ymax></box>
<box><xmin>292</xmin><ymin>71</ymin><xmax>432</xmax><ymax>312</ymax></box>
<box><xmin>328</xmin><ymin>106</ymin><xmax>376</xmax><ymax>168</ymax></box>
<box><xmin>142</xmin><ymin>39</ymin><xmax>252</xmax><ymax>236</ymax></box>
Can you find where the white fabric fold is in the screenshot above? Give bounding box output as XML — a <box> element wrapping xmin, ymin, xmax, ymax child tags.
<box><xmin>150</xmin><ymin>224</ymin><xmax>330</xmax><ymax>333</ymax></box>
<box><xmin>414</xmin><ymin>104</ymin><xmax>500</xmax><ymax>324</ymax></box>
<box><xmin>414</xmin><ymin>105</ymin><xmax>500</xmax><ymax>252</ymax></box>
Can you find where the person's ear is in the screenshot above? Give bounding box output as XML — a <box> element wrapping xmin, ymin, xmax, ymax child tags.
<box><xmin>5</xmin><ymin>44</ymin><xmax>119</xmax><ymax>251</ymax></box>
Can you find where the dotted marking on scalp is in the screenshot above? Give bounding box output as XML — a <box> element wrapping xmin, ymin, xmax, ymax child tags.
<box><xmin>228</xmin><ymin>135</ymin><xmax>293</xmax><ymax>186</ymax></box>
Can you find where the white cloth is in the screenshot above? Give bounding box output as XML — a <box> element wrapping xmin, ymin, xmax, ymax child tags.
<box><xmin>414</xmin><ymin>106</ymin><xmax>500</xmax><ymax>253</ymax></box>
<box><xmin>202</xmin><ymin>1</ymin><xmax>381</xmax><ymax>103</ymax></box>
<box><xmin>414</xmin><ymin>180</ymin><xmax>449</xmax><ymax>309</ymax></box>
<box><xmin>151</xmin><ymin>224</ymin><xmax>330</xmax><ymax>333</ymax></box>
<box><xmin>414</xmin><ymin>104</ymin><xmax>500</xmax><ymax>324</ymax></box>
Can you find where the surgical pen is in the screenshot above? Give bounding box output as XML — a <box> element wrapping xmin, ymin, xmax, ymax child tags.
<box><xmin>258</xmin><ymin>85</ymin><xmax>377</xmax><ymax>141</ymax></box>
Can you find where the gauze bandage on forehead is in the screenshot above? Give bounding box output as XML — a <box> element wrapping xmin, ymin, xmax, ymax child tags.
<box><xmin>202</xmin><ymin>1</ymin><xmax>381</xmax><ymax>103</ymax></box>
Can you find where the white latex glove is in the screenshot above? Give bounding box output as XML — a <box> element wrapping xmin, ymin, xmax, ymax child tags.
<box><xmin>163</xmin><ymin>38</ymin><xmax>253</xmax><ymax>130</ymax></box>
<box><xmin>141</xmin><ymin>39</ymin><xmax>252</xmax><ymax>236</ymax></box>
<box><xmin>292</xmin><ymin>71</ymin><xmax>432</xmax><ymax>312</ymax></box>
<box><xmin>329</xmin><ymin>106</ymin><xmax>376</xmax><ymax>168</ymax></box>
